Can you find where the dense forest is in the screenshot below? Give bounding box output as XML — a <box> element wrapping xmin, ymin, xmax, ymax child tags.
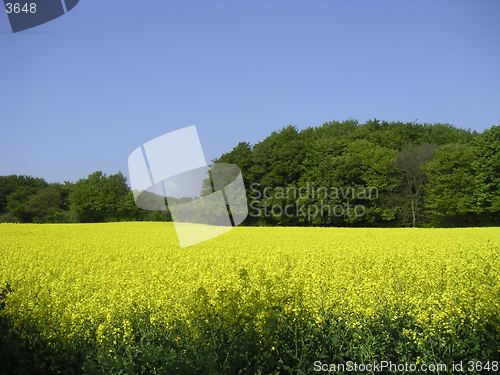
<box><xmin>1</xmin><ymin>119</ymin><xmax>499</xmax><ymax>227</ymax></box>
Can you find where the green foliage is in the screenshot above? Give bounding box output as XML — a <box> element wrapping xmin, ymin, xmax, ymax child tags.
<box><xmin>1</xmin><ymin>119</ymin><xmax>497</xmax><ymax>227</ymax></box>
<box><xmin>250</xmin><ymin>125</ymin><xmax>309</xmax><ymax>188</ymax></box>
<box><xmin>221</xmin><ymin>119</ymin><xmax>490</xmax><ymax>228</ymax></box>
<box><xmin>1</xmin><ymin>175</ymin><xmax>48</xmax><ymax>222</ymax></box>
<box><xmin>0</xmin><ymin>175</ymin><xmax>19</xmax><ymax>214</ymax></box>
<box><xmin>69</xmin><ymin>171</ymin><xmax>134</xmax><ymax>223</ymax></box>
<box><xmin>422</xmin><ymin>143</ymin><xmax>477</xmax><ymax>226</ymax></box>
<box><xmin>1</xmin><ymin>280</ymin><xmax>498</xmax><ymax>374</ymax></box>
<box><xmin>213</xmin><ymin>142</ymin><xmax>253</xmax><ymax>180</ymax></box>
<box><xmin>392</xmin><ymin>143</ymin><xmax>436</xmax><ymax>227</ymax></box>
<box><xmin>472</xmin><ymin>125</ymin><xmax>500</xmax><ymax>224</ymax></box>
<box><xmin>24</xmin><ymin>187</ymin><xmax>62</xmax><ymax>223</ymax></box>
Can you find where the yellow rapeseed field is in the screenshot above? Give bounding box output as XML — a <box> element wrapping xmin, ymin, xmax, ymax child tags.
<box><xmin>0</xmin><ymin>222</ymin><xmax>499</xmax><ymax>371</ymax></box>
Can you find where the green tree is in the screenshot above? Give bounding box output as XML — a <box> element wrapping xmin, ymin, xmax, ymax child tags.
<box><xmin>472</xmin><ymin>125</ymin><xmax>500</xmax><ymax>224</ymax></box>
<box><xmin>24</xmin><ymin>186</ymin><xmax>62</xmax><ymax>223</ymax></box>
<box><xmin>392</xmin><ymin>143</ymin><xmax>436</xmax><ymax>227</ymax></box>
<box><xmin>48</xmin><ymin>181</ymin><xmax>75</xmax><ymax>210</ymax></box>
<box><xmin>250</xmin><ymin>125</ymin><xmax>310</xmax><ymax>187</ymax></box>
<box><xmin>212</xmin><ymin>142</ymin><xmax>254</xmax><ymax>225</ymax></box>
<box><xmin>69</xmin><ymin>171</ymin><xmax>133</xmax><ymax>222</ymax></box>
<box><xmin>4</xmin><ymin>175</ymin><xmax>48</xmax><ymax>222</ymax></box>
<box><xmin>422</xmin><ymin>143</ymin><xmax>477</xmax><ymax>226</ymax></box>
<box><xmin>0</xmin><ymin>175</ymin><xmax>19</xmax><ymax>214</ymax></box>
<box><xmin>247</xmin><ymin>125</ymin><xmax>311</xmax><ymax>226</ymax></box>
<box><xmin>213</xmin><ymin>142</ymin><xmax>253</xmax><ymax>180</ymax></box>
<box><xmin>323</xmin><ymin>139</ymin><xmax>399</xmax><ymax>226</ymax></box>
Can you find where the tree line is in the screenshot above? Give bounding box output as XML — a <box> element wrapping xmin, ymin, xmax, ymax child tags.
<box><xmin>1</xmin><ymin>119</ymin><xmax>499</xmax><ymax>227</ymax></box>
<box><xmin>0</xmin><ymin>171</ymin><xmax>179</xmax><ymax>224</ymax></box>
<box><xmin>215</xmin><ymin>119</ymin><xmax>499</xmax><ymax>227</ymax></box>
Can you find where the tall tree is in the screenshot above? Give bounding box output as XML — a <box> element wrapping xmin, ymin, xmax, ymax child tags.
<box><xmin>0</xmin><ymin>175</ymin><xmax>19</xmax><ymax>214</ymax></box>
<box><xmin>247</xmin><ymin>125</ymin><xmax>310</xmax><ymax>225</ymax></box>
<box><xmin>422</xmin><ymin>143</ymin><xmax>477</xmax><ymax>226</ymax></box>
<box><xmin>472</xmin><ymin>125</ymin><xmax>500</xmax><ymax>225</ymax></box>
<box><xmin>24</xmin><ymin>186</ymin><xmax>62</xmax><ymax>223</ymax></box>
<box><xmin>4</xmin><ymin>175</ymin><xmax>48</xmax><ymax>222</ymax></box>
<box><xmin>324</xmin><ymin>139</ymin><xmax>399</xmax><ymax>225</ymax></box>
<box><xmin>393</xmin><ymin>143</ymin><xmax>435</xmax><ymax>227</ymax></box>
<box><xmin>69</xmin><ymin>171</ymin><xmax>132</xmax><ymax>222</ymax></box>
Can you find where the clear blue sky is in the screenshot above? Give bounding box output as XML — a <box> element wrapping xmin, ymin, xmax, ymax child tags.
<box><xmin>1</xmin><ymin>0</ymin><xmax>499</xmax><ymax>185</ymax></box>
